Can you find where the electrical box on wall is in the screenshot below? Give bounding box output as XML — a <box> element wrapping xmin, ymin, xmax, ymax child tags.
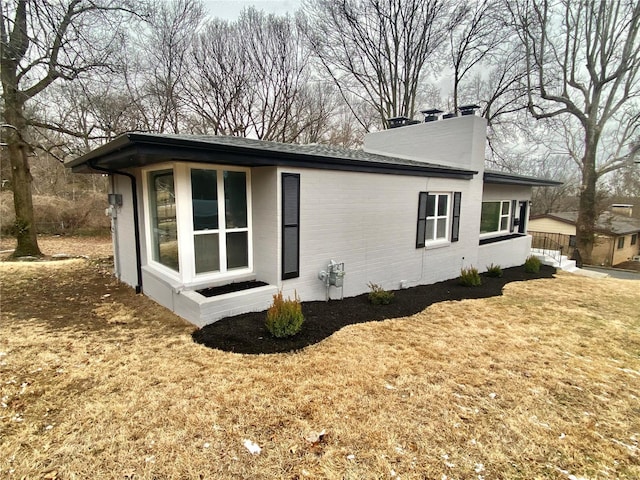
<box><xmin>108</xmin><ymin>194</ymin><xmax>123</xmax><ymax>207</ymax></box>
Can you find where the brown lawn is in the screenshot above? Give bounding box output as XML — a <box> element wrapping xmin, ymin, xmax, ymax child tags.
<box><xmin>0</xmin><ymin>243</ymin><xmax>639</xmax><ymax>479</ymax></box>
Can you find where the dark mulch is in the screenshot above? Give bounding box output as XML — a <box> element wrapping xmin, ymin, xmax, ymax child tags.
<box><xmin>192</xmin><ymin>265</ymin><xmax>556</xmax><ymax>354</ymax></box>
<box><xmin>198</xmin><ymin>280</ymin><xmax>268</xmax><ymax>297</ymax></box>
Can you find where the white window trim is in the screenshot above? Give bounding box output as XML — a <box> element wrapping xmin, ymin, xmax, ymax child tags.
<box><xmin>142</xmin><ymin>162</ymin><xmax>182</xmax><ymax>282</ymax></box>
<box><xmin>425</xmin><ymin>192</ymin><xmax>451</xmax><ymax>248</ymax></box>
<box><xmin>142</xmin><ymin>162</ymin><xmax>253</xmax><ymax>287</ymax></box>
<box><xmin>479</xmin><ymin>200</ymin><xmax>512</xmax><ymax>238</ymax></box>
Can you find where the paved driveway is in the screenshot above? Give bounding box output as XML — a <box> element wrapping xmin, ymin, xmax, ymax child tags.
<box><xmin>583</xmin><ymin>266</ymin><xmax>640</xmax><ymax>280</ymax></box>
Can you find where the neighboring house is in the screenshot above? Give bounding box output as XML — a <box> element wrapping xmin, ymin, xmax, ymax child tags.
<box><xmin>528</xmin><ymin>210</ymin><xmax>640</xmax><ymax>266</ymax></box>
<box><xmin>67</xmin><ymin>115</ymin><xmax>560</xmax><ymax>327</ymax></box>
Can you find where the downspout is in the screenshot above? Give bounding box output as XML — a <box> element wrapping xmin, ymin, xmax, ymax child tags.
<box><xmin>90</xmin><ymin>162</ymin><xmax>143</xmax><ymax>294</ymax></box>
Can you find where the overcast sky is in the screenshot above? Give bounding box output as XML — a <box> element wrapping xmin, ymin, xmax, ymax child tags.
<box><xmin>203</xmin><ymin>0</ymin><xmax>302</xmax><ymax>20</ymax></box>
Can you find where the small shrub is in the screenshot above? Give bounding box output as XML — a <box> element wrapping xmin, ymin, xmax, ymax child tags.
<box><xmin>459</xmin><ymin>266</ymin><xmax>482</xmax><ymax>287</ymax></box>
<box><xmin>367</xmin><ymin>282</ymin><xmax>395</xmax><ymax>305</ymax></box>
<box><xmin>524</xmin><ymin>255</ymin><xmax>541</xmax><ymax>273</ymax></box>
<box><xmin>265</xmin><ymin>291</ymin><xmax>304</xmax><ymax>338</ymax></box>
<box><xmin>485</xmin><ymin>263</ymin><xmax>503</xmax><ymax>278</ymax></box>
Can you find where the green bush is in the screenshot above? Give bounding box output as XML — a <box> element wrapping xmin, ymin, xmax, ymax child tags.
<box><xmin>367</xmin><ymin>282</ymin><xmax>395</xmax><ymax>305</ymax></box>
<box><xmin>485</xmin><ymin>263</ymin><xmax>503</xmax><ymax>278</ymax></box>
<box><xmin>265</xmin><ymin>291</ymin><xmax>304</xmax><ymax>338</ymax></box>
<box><xmin>524</xmin><ymin>255</ymin><xmax>541</xmax><ymax>273</ymax></box>
<box><xmin>459</xmin><ymin>266</ymin><xmax>482</xmax><ymax>287</ymax></box>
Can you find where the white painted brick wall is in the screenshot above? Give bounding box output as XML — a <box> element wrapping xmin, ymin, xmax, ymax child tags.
<box><xmin>363</xmin><ymin>116</ymin><xmax>487</xmax><ymax>171</ymax></box>
<box><xmin>251</xmin><ymin>167</ymin><xmax>279</xmax><ymax>285</ymax></box>
<box><xmin>112</xmin><ymin>173</ymin><xmax>140</xmax><ymax>288</ymax></box>
<box><xmin>278</xmin><ymin>168</ymin><xmax>484</xmax><ymax>301</ymax></box>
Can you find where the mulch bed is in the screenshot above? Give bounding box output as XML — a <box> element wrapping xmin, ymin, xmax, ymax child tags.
<box><xmin>192</xmin><ymin>265</ymin><xmax>556</xmax><ymax>354</ymax></box>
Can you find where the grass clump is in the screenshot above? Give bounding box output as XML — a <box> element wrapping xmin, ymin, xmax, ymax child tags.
<box><xmin>524</xmin><ymin>255</ymin><xmax>542</xmax><ymax>273</ymax></box>
<box><xmin>265</xmin><ymin>291</ymin><xmax>304</xmax><ymax>338</ymax></box>
<box><xmin>459</xmin><ymin>266</ymin><xmax>482</xmax><ymax>287</ymax></box>
<box><xmin>367</xmin><ymin>282</ymin><xmax>395</xmax><ymax>305</ymax></box>
<box><xmin>485</xmin><ymin>263</ymin><xmax>503</xmax><ymax>278</ymax></box>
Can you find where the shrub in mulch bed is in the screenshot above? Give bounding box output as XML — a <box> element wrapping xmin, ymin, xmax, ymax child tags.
<box><xmin>192</xmin><ymin>265</ymin><xmax>556</xmax><ymax>355</ymax></box>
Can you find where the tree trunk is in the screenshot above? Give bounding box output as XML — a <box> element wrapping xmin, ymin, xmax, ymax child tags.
<box><xmin>576</xmin><ymin>144</ymin><xmax>598</xmax><ymax>265</ymax></box>
<box><xmin>4</xmin><ymin>110</ymin><xmax>42</xmax><ymax>258</ymax></box>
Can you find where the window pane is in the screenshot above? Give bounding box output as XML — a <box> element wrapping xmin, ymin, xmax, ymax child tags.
<box><xmin>501</xmin><ymin>201</ymin><xmax>510</xmax><ymax>215</ymax></box>
<box><xmin>480</xmin><ymin>202</ymin><xmax>500</xmax><ymax>233</ymax></box>
<box><xmin>191</xmin><ymin>169</ymin><xmax>218</xmax><ymax>230</ymax></box>
<box><xmin>150</xmin><ymin>170</ymin><xmax>179</xmax><ymax>271</ymax></box>
<box><xmin>436</xmin><ymin>218</ymin><xmax>447</xmax><ymax>239</ymax></box>
<box><xmin>224</xmin><ymin>171</ymin><xmax>247</xmax><ymax>228</ymax></box>
<box><xmin>426</xmin><ymin>194</ymin><xmax>436</xmax><ymax>217</ymax></box>
<box><xmin>194</xmin><ymin>234</ymin><xmax>220</xmax><ymax>274</ymax></box>
<box><xmin>437</xmin><ymin>195</ymin><xmax>448</xmax><ymax>216</ymax></box>
<box><xmin>426</xmin><ymin>219</ymin><xmax>435</xmax><ymax>241</ymax></box>
<box><xmin>500</xmin><ymin>217</ymin><xmax>509</xmax><ymax>231</ymax></box>
<box><xmin>226</xmin><ymin>231</ymin><xmax>248</xmax><ymax>269</ymax></box>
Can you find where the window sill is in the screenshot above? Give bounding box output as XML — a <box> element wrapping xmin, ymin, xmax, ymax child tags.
<box><xmin>424</xmin><ymin>240</ymin><xmax>451</xmax><ymax>250</ymax></box>
<box><xmin>479</xmin><ymin>233</ymin><xmax>526</xmax><ymax>245</ymax></box>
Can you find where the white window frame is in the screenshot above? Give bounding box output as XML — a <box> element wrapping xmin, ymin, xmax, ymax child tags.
<box><xmin>142</xmin><ymin>162</ymin><xmax>253</xmax><ymax>287</ymax></box>
<box><xmin>480</xmin><ymin>200</ymin><xmax>512</xmax><ymax>237</ymax></box>
<box><xmin>418</xmin><ymin>192</ymin><xmax>451</xmax><ymax>248</ymax></box>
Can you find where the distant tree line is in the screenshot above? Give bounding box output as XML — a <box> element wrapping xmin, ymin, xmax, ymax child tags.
<box><xmin>1</xmin><ymin>0</ymin><xmax>639</xmax><ymax>263</ymax></box>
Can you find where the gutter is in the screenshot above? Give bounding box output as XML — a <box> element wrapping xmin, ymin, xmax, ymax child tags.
<box><xmin>89</xmin><ymin>161</ymin><xmax>143</xmax><ymax>294</ymax></box>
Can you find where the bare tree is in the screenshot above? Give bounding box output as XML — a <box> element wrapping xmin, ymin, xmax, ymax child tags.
<box><xmin>0</xmin><ymin>0</ymin><xmax>143</xmax><ymax>257</ymax></box>
<box><xmin>302</xmin><ymin>0</ymin><xmax>451</xmax><ymax>129</ymax></box>
<box><xmin>135</xmin><ymin>0</ymin><xmax>205</xmax><ymax>133</ymax></box>
<box><xmin>510</xmin><ymin>0</ymin><xmax>640</xmax><ymax>263</ymax></box>
<box><xmin>186</xmin><ymin>8</ymin><xmax>331</xmax><ymax>143</ymax></box>
<box><xmin>448</xmin><ymin>0</ymin><xmax>504</xmax><ymax>112</ymax></box>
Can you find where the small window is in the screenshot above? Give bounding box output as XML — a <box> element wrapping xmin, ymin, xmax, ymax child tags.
<box><xmin>416</xmin><ymin>192</ymin><xmax>453</xmax><ymax>248</ymax></box>
<box><xmin>631</xmin><ymin>234</ymin><xmax>638</xmax><ymax>246</ymax></box>
<box><xmin>480</xmin><ymin>201</ymin><xmax>511</xmax><ymax>234</ymax></box>
<box><xmin>617</xmin><ymin>237</ymin><xmax>625</xmax><ymax>249</ymax></box>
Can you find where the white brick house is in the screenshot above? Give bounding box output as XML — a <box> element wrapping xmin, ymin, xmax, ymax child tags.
<box><xmin>67</xmin><ymin>115</ymin><xmax>560</xmax><ymax>327</ymax></box>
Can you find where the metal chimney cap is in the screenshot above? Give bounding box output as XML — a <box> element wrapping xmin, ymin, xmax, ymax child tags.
<box><xmin>420</xmin><ymin>108</ymin><xmax>444</xmax><ymax>115</ymax></box>
<box><xmin>386</xmin><ymin>116</ymin><xmax>419</xmax><ymax>128</ymax></box>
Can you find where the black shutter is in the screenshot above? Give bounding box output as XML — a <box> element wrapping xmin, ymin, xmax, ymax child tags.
<box><xmin>282</xmin><ymin>173</ymin><xmax>300</xmax><ymax>279</ymax></box>
<box><xmin>416</xmin><ymin>192</ymin><xmax>428</xmax><ymax>248</ymax></box>
<box><xmin>510</xmin><ymin>200</ymin><xmax>517</xmax><ymax>232</ymax></box>
<box><xmin>451</xmin><ymin>192</ymin><xmax>462</xmax><ymax>242</ymax></box>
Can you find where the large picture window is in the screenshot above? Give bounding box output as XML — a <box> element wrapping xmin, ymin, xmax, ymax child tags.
<box><xmin>146</xmin><ymin>165</ymin><xmax>251</xmax><ymax>282</ymax></box>
<box><xmin>191</xmin><ymin>168</ymin><xmax>249</xmax><ymax>275</ymax></box>
<box><xmin>480</xmin><ymin>201</ymin><xmax>511</xmax><ymax>234</ymax></box>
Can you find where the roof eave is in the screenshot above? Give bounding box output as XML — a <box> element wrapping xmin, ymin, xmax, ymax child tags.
<box><xmin>483</xmin><ymin>171</ymin><xmax>563</xmax><ymax>187</ymax></box>
<box><xmin>68</xmin><ymin>133</ymin><xmax>477</xmax><ymax>179</ymax></box>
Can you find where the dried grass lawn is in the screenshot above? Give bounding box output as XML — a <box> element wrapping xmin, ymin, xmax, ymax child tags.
<box><xmin>1</xmin><ymin>247</ymin><xmax>639</xmax><ymax>479</ymax></box>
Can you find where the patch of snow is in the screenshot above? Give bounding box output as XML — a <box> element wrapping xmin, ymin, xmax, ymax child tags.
<box><xmin>203</xmin><ymin>442</ymin><xmax>211</xmax><ymax>448</ymax></box>
<box><xmin>346</xmin><ymin>454</ymin><xmax>355</xmax><ymax>460</ymax></box>
<box><xmin>385</xmin><ymin>383</ymin><xmax>396</xmax><ymax>390</ymax></box>
<box><xmin>559</xmin><ymin>433</ymin><xmax>566</xmax><ymax>439</ymax></box>
<box><xmin>475</xmin><ymin>463</ymin><xmax>485</xmax><ymax>473</ymax></box>
<box><xmin>243</xmin><ymin>439</ymin><xmax>261</xmax><ymax>455</ymax></box>
<box><xmin>489</xmin><ymin>392</ymin><xmax>497</xmax><ymax>399</ymax></box>
<box><xmin>556</xmin><ymin>467</ymin><xmax>589</xmax><ymax>480</ymax></box>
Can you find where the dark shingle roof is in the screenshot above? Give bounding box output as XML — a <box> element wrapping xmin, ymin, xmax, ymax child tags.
<box><xmin>484</xmin><ymin>169</ymin><xmax>563</xmax><ymax>187</ymax></box>
<box><xmin>67</xmin><ymin>132</ymin><xmax>477</xmax><ymax>179</ymax></box>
